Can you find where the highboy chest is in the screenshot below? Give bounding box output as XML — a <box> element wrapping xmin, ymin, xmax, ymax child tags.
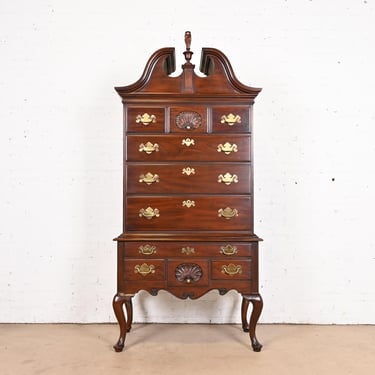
<box><xmin>113</xmin><ymin>32</ymin><xmax>263</xmax><ymax>352</ymax></box>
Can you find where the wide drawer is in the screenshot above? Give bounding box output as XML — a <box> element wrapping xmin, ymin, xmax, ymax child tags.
<box><xmin>127</xmin><ymin>135</ymin><xmax>251</xmax><ymax>162</ymax></box>
<box><xmin>211</xmin><ymin>260</ymin><xmax>253</xmax><ymax>280</ymax></box>
<box><xmin>127</xmin><ymin>162</ymin><xmax>251</xmax><ymax>194</ymax></box>
<box><xmin>125</xmin><ymin>195</ymin><xmax>253</xmax><ymax>231</ymax></box>
<box><xmin>122</xmin><ymin>242</ymin><xmax>256</xmax><ymax>258</ymax></box>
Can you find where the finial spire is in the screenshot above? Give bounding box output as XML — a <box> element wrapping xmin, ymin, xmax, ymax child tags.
<box><xmin>183</xmin><ymin>31</ymin><xmax>193</xmax><ymax>65</ymax></box>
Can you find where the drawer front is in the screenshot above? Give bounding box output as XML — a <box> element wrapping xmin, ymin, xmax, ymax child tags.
<box><xmin>127</xmin><ymin>107</ymin><xmax>165</xmax><ymax>133</ymax></box>
<box><xmin>212</xmin><ymin>106</ymin><xmax>251</xmax><ymax>133</ymax></box>
<box><xmin>126</xmin><ymin>196</ymin><xmax>253</xmax><ymax>231</ymax></box>
<box><xmin>123</xmin><ymin>259</ymin><xmax>165</xmax><ymax>281</ymax></box>
<box><xmin>127</xmin><ymin>163</ymin><xmax>251</xmax><ymax>194</ymax></box>
<box><xmin>123</xmin><ymin>242</ymin><xmax>256</xmax><ymax>258</ymax></box>
<box><xmin>211</xmin><ymin>260</ymin><xmax>253</xmax><ymax>280</ymax></box>
<box><xmin>167</xmin><ymin>259</ymin><xmax>209</xmax><ymax>286</ymax></box>
<box><xmin>170</xmin><ymin>106</ymin><xmax>207</xmax><ymax>133</ymax></box>
<box><xmin>127</xmin><ymin>135</ymin><xmax>251</xmax><ymax>162</ymax></box>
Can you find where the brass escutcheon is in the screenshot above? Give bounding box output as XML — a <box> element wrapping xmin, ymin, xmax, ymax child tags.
<box><xmin>181</xmin><ymin>246</ymin><xmax>195</xmax><ymax>255</ymax></box>
<box><xmin>136</xmin><ymin>113</ymin><xmax>156</xmax><ymax>126</ymax></box>
<box><xmin>139</xmin><ymin>207</ymin><xmax>160</xmax><ymax>219</ymax></box>
<box><xmin>221</xmin><ymin>263</ymin><xmax>242</xmax><ymax>276</ymax></box>
<box><xmin>218</xmin><ymin>173</ymin><xmax>239</xmax><ymax>185</ymax></box>
<box><xmin>182</xmin><ymin>200</ymin><xmax>195</xmax><ymax>208</ymax></box>
<box><xmin>217</xmin><ymin>142</ymin><xmax>238</xmax><ymax>155</ymax></box>
<box><xmin>139</xmin><ymin>172</ymin><xmax>160</xmax><ymax>185</ymax></box>
<box><xmin>182</xmin><ymin>167</ymin><xmax>195</xmax><ymax>176</ymax></box>
<box><xmin>134</xmin><ymin>263</ymin><xmax>156</xmax><ymax>276</ymax></box>
<box><xmin>220</xmin><ymin>244</ymin><xmax>238</xmax><ymax>256</ymax></box>
<box><xmin>218</xmin><ymin>207</ymin><xmax>239</xmax><ymax>219</ymax></box>
<box><xmin>139</xmin><ymin>142</ymin><xmax>159</xmax><ymax>154</ymax></box>
<box><xmin>139</xmin><ymin>244</ymin><xmax>157</xmax><ymax>255</ymax></box>
<box><xmin>220</xmin><ymin>113</ymin><xmax>241</xmax><ymax>126</ymax></box>
<box><xmin>181</xmin><ymin>138</ymin><xmax>195</xmax><ymax>147</ymax></box>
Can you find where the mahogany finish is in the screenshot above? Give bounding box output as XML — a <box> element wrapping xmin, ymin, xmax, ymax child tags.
<box><xmin>113</xmin><ymin>32</ymin><xmax>263</xmax><ymax>352</ymax></box>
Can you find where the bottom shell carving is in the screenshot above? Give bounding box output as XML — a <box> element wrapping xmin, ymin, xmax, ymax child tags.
<box><xmin>175</xmin><ymin>263</ymin><xmax>203</xmax><ymax>284</ymax></box>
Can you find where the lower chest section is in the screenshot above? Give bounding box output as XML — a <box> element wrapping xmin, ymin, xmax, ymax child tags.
<box><xmin>117</xmin><ymin>241</ymin><xmax>259</xmax><ymax>299</ymax></box>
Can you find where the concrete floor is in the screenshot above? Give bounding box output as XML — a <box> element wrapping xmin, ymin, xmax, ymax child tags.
<box><xmin>0</xmin><ymin>324</ymin><xmax>374</xmax><ymax>375</ymax></box>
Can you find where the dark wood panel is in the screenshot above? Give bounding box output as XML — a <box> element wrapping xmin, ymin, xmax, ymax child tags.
<box><xmin>127</xmin><ymin>106</ymin><xmax>166</xmax><ymax>133</ymax></box>
<box><xmin>127</xmin><ymin>163</ymin><xmax>251</xmax><ymax>194</ymax></box>
<box><xmin>211</xmin><ymin>105</ymin><xmax>251</xmax><ymax>133</ymax></box>
<box><xmin>211</xmin><ymin>259</ymin><xmax>253</xmax><ymax>280</ymax></box>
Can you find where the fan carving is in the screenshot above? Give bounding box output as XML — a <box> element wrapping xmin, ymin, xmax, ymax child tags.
<box><xmin>175</xmin><ymin>111</ymin><xmax>202</xmax><ymax>130</ymax></box>
<box><xmin>175</xmin><ymin>263</ymin><xmax>203</xmax><ymax>284</ymax></box>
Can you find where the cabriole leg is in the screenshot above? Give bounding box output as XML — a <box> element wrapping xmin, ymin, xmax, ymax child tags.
<box><xmin>112</xmin><ymin>293</ymin><xmax>133</xmax><ymax>352</ymax></box>
<box><xmin>242</xmin><ymin>294</ymin><xmax>263</xmax><ymax>352</ymax></box>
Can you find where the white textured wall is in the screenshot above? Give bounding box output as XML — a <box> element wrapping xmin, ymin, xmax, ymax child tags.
<box><xmin>1</xmin><ymin>0</ymin><xmax>374</xmax><ymax>324</ymax></box>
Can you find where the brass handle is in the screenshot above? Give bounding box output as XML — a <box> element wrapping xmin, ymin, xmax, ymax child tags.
<box><xmin>218</xmin><ymin>207</ymin><xmax>239</xmax><ymax>219</ymax></box>
<box><xmin>139</xmin><ymin>207</ymin><xmax>160</xmax><ymax>219</ymax></box>
<box><xmin>221</xmin><ymin>263</ymin><xmax>242</xmax><ymax>276</ymax></box>
<box><xmin>220</xmin><ymin>245</ymin><xmax>238</xmax><ymax>256</ymax></box>
<box><xmin>136</xmin><ymin>113</ymin><xmax>156</xmax><ymax>126</ymax></box>
<box><xmin>181</xmin><ymin>138</ymin><xmax>195</xmax><ymax>147</ymax></box>
<box><xmin>139</xmin><ymin>244</ymin><xmax>157</xmax><ymax>255</ymax></box>
<box><xmin>221</xmin><ymin>114</ymin><xmax>241</xmax><ymax>126</ymax></box>
<box><xmin>182</xmin><ymin>167</ymin><xmax>195</xmax><ymax>176</ymax></box>
<box><xmin>139</xmin><ymin>172</ymin><xmax>160</xmax><ymax>185</ymax></box>
<box><xmin>134</xmin><ymin>263</ymin><xmax>155</xmax><ymax>276</ymax></box>
<box><xmin>139</xmin><ymin>142</ymin><xmax>159</xmax><ymax>154</ymax></box>
<box><xmin>217</xmin><ymin>142</ymin><xmax>238</xmax><ymax>155</ymax></box>
<box><xmin>218</xmin><ymin>173</ymin><xmax>239</xmax><ymax>185</ymax></box>
<box><xmin>181</xmin><ymin>246</ymin><xmax>195</xmax><ymax>255</ymax></box>
<box><xmin>182</xmin><ymin>200</ymin><xmax>195</xmax><ymax>208</ymax></box>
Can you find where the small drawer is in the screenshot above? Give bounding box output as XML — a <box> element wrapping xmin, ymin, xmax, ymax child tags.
<box><xmin>127</xmin><ymin>107</ymin><xmax>165</xmax><ymax>133</ymax></box>
<box><xmin>212</xmin><ymin>106</ymin><xmax>251</xmax><ymax>133</ymax></box>
<box><xmin>124</xmin><ymin>259</ymin><xmax>165</xmax><ymax>281</ymax></box>
<box><xmin>170</xmin><ymin>106</ymin><xmax>207</xmax><ymax>133</ymax></box>
<box><xmin>167</xmin><ymin>260</ymin><xmax>209</xmax><ymax>286</ymax></box>
<box><xmin>211</xmin><ymin>260</ymin><xmax>252</xmax><ymax>280</ymax></box>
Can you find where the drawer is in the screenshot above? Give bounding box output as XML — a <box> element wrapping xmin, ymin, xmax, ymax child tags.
<box><xmin>122</xmin><ymin>242</ymin><xmax>256</xmax><ymax>258</ymax></box>
<box><xmin>211</xmin><ymin>106</ymin><xmax>251</xmax><ymax>133</ymax></box>
<box><xmin>211</xmin><ymin>260</ymin><xmax>253</xmax><ymax>280</ymax></box>
<box><xmin>123</xmin><ymin>259</ymin><xmax>165</xmax><ymax>281</ymax></box>
<box><xmin>125</xmin><ymin>195</ymin><xmax>253</xmax><ymax>231</ymax></box>
<box><xmin>126</xmin><ymin>135</ymin><xmax>251</xmax><ymax>162</ymax></box>
<box><xmin>127</xmin><ymin>107</ymin><xmax>165</xmax><ymax>133</ymax></box>
<box><xmin>167</xmin><ymin>259</ymin><xmax>209</xmax><ymax>286</ymax></box>
<box><xmin>170</xmin><ymin>106</ymin><xmax>207</xmax><ymax>133</ymax></box>
<box><xmin>127</xmin><ymin>163</ymin><xmax>251</xmax><ymax>194</ymax></box>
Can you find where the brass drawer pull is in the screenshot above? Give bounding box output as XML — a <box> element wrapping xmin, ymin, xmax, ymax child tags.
<box><xmin>182</xmin><ymin>200</ymin><xmax>195</xmax><ymax>208</ymax></box>
<box><xmin>181</xmin><ymin>138</ymin><xmax>195</xmax><ymax>147</ymax></box>
<box><xmin>181</xmin><ymin>246</ymin><xmax>195</xmax><ymax>255</ymax></box>
<box><xmin>139</xmin><ymin>244</ymin><xmax>157</xmax><ymax>255</ymax></box>
<box><xmin>139</xmin><ymin>207</ymin><xmax>160</xmax><ymax>219</ymax></box>
<box><xmin>218</xmin><ymin>207</ymin><xmax>239</xmax><ymax>219</ymax></box>
<box><xmin>139</xmin><ymin>142</ymin><xmax>159</xmax><ymax>154</ymax></box>
<box><xmin>221</xmin><ymin>113</ymin><xmax>241</xmax><ymax>126</ymax></box>
<box><xmin>139</xmin><ymin>172</ymin><xmax>160</xmax><ymax>185</ymax></box>
<box><xmin>220</xmin><ymin>245</ymin><xmax>238</xmax><ymax>256</ymax></box>
<box><xmin>134</xmin><ymin>263</ymin><xmax>156</xmax><ymax>276</ymax></box>
<box><xmin>221</xmin><ymin>263</ymin><xmax>242</xmax><ymax>276</ymax></box>
<box><xmin>217</xmin><ymin>142</ymin><xmax>238</xmax><ymax>155</ymax></box>
<box><xmin>182</xmin><ymin>167</ymin><xmax>195</xmax><ymax>175</ymax></box>
<box><xmin>136</xmin><ymin>113</ymin><xmax>156</xmax><ymax>126</ymax></box>
<box><xmin>218</xmin><ymin>173</ymin><xmax>238</xmax><ymax>185</ymax></box>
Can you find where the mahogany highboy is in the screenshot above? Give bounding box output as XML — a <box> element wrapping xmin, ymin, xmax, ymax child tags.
<box><xmin>113</xmin><ymin>32</ymin><xmax>263</xmax><ymax>352</ymax></box>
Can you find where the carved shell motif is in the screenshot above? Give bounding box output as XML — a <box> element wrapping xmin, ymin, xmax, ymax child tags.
<box><xmin>175</xmin><ymin>111</ymin><xmax>202</xmax><ymax>130</ymax></box>
<box><xmin>175</xmin><ymin>263</ymin><xmax>203</xmax><ymax>284</ymax></box>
